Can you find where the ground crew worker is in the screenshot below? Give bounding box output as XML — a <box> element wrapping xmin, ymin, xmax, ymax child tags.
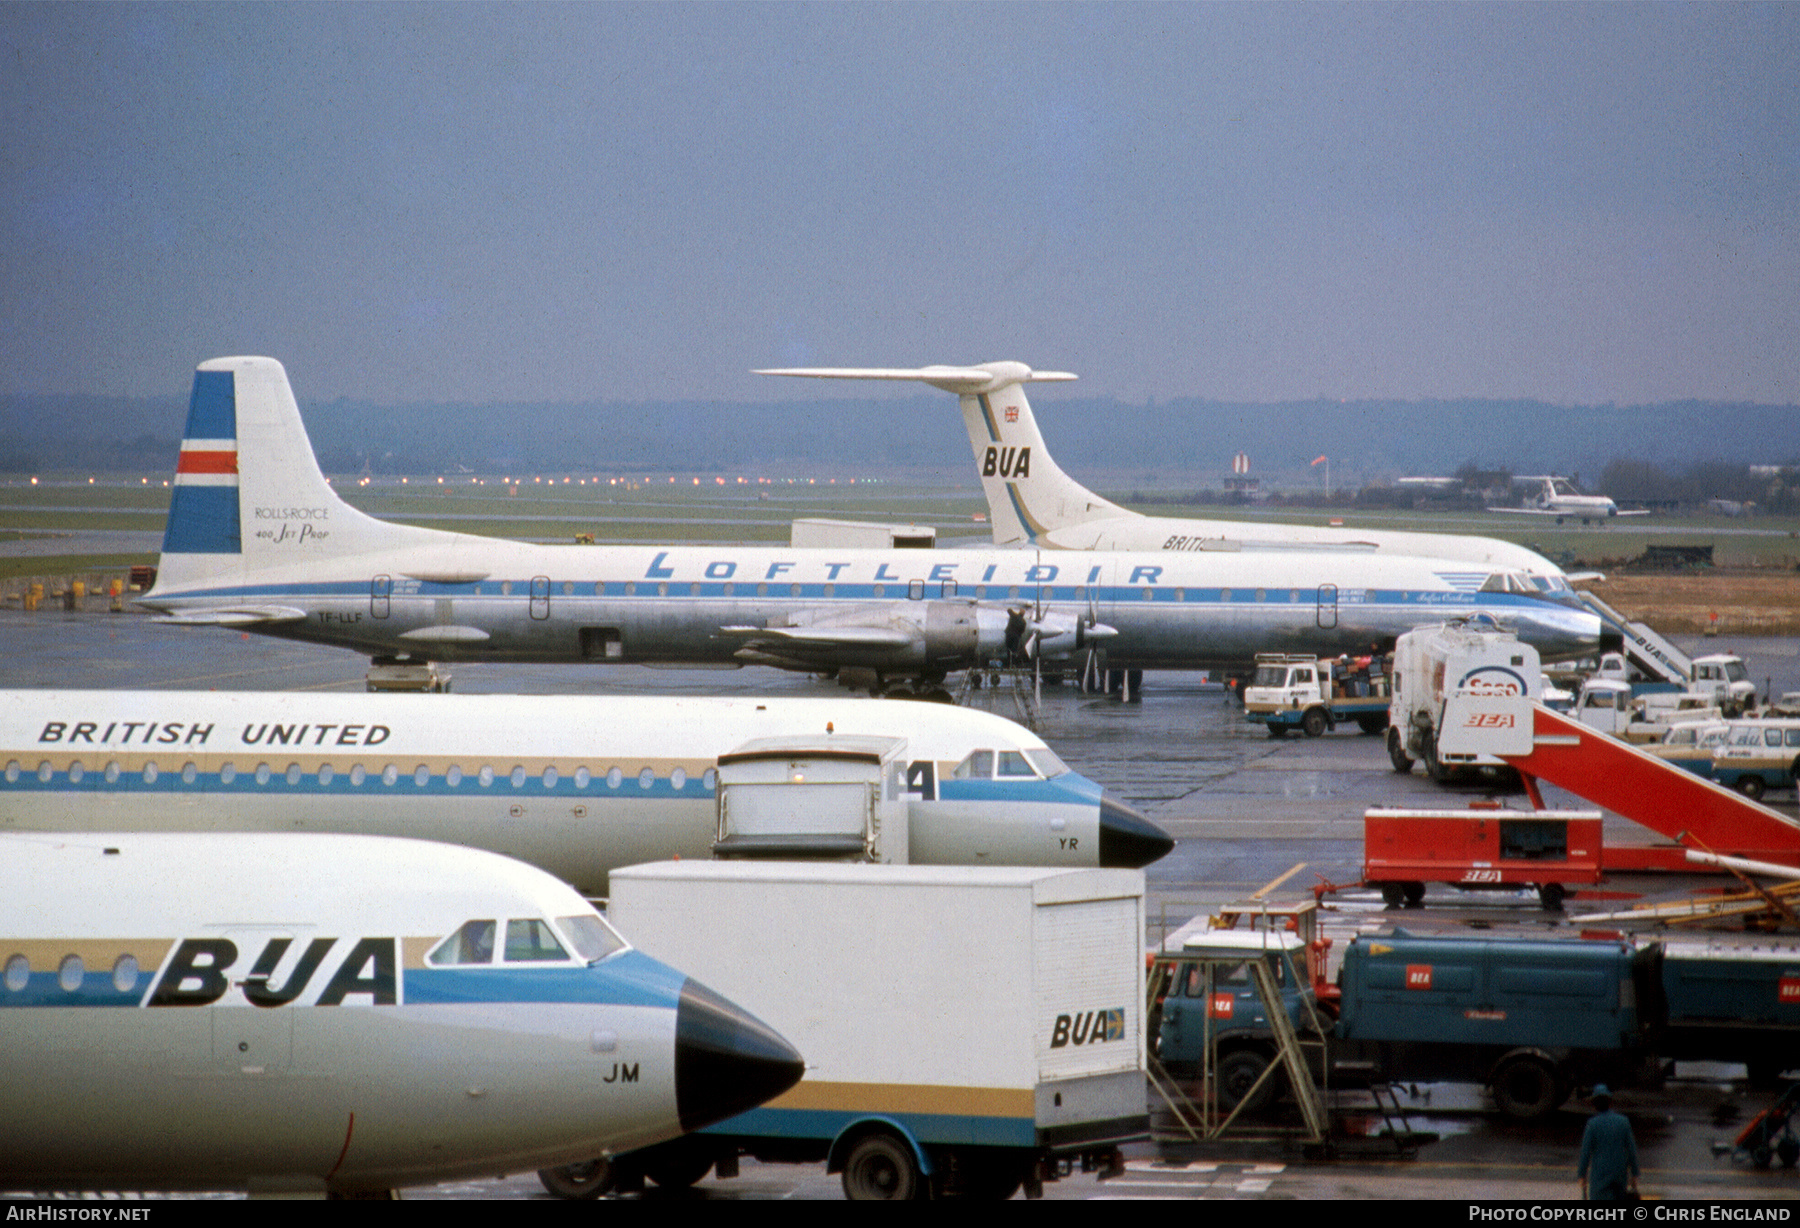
<box><xmin>1576</xmin><ymin>1083</ymin><xmax>1639</xmax><ymax>1201</ymax></box>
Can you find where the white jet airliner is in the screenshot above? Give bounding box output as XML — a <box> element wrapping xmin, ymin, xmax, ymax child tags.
<box><xmin>1488</xmin><ymin>475</ymin><xmax>1651</xmax><ymax>524</ymax></box>
<box><xmin>0</xmin><ymin>690</ymin><xmax>1174</xmax><ymax>888</ymax></box>
<box><xmin>757</xmin><ymin>362</ymin><xmax>1579</xmax><ymax>597</ymax></box>
<box><xmin>138</xmin><ymin>357</ymin><xmax>1605</xmax><ymax>691</ymax></box>
<box><xmin>0</xmin><ymin>830</ymin><xmax>802</xmax><ymax>1195</ymax></box>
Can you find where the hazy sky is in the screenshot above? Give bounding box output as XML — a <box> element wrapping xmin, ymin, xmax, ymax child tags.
<box><xmin>4</xmin><ymin>2</ymin><xmax>1796</xmax><ymax>407</ymax></box>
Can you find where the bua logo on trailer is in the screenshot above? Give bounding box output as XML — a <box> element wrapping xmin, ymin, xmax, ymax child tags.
<box><xmin>1050</xmin><ymin>1006</ymin><xmax>1125</xmax><ymax>1047</ymax></box>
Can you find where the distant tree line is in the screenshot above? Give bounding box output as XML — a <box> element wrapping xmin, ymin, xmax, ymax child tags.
<box><xmin>1598</xmin><ymin>458</ymin><xmax>1800</xmax><ymax>513</ymax></box>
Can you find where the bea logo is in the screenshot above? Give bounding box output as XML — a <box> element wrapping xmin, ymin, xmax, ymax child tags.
<box><xmin>1405</xmin><ymin>964</ymin><xmax>1433</xmax><ymax>990</ymax></box>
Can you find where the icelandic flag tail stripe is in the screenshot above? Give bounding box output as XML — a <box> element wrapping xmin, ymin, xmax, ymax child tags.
<box><xmin>162</xmin><ymin>370</ymin><xmax>241</xmax><ymax>555</ymax></box>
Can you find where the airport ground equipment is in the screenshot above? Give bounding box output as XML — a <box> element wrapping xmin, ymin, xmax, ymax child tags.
<box><xmin>0</xmin><ymin>831</ymin><xmax>803</xmax><ymax>1196</ymax></box>
<box><xmin>1147</xmin><ymin>919</ymin><xmax>1329</xmax><ymax>1147</ymax></box>
<box><xmin>1157</xmin><ymin>926</ymin><xmax>1647</xmax><ymax>1122</ymax></box>
<box><xmin>593</xmin><ymin>861</ymin><xmax>1147</xmax><ymax>1200</ymax></box>
<box><xmin>1708</xmin><ymin>719</ymin><xmax>1800</xmax><ymax>802</ymax></box>
<box><xmin>1242</xmin><ymin>652</ymin><xmax>1390</xmax><ymax>738</ymax></box>
<box><xmin>1158</xmin><ymin>918</ymin><xmax>1800</xmax><ymax>1124</ymax></box>
<box><xmin>1332</xmin><ymin>931</ymin><xmax>1651</xmax><ymax>1121</ymax></box>
<box><xmin>1573</xmin><ymin>590</ymin><xmax>1692</xmax><ymax>687</ymax></box>
<box><xmin>1437</xmin><ymin>688</ymin><xmax>1800</xmax><ymax>868</ymax></box>
<box><xmin>1714</xmin><ymin>1083</ymin><xmax>1800</xmax><ymax>1169</ymax></box>
<box><xmin>1652</xmin><ymin>939</ymin><xmax>1800</xmax><ymax>1086</ymax></box>
<box><xmin>1360</xmin><ymin>804</ymin><xmax>1604</xmax><ymax>910</ymax></box>
<box><xmin>1386</xmin><ymin>620</ymin><xmax>1541</xmax><ymax>783</ymax></box>
<box><xmin>1644</xmin><ymin>719</ymin><xmax>1732</xmax><ymax>779</ymax></box>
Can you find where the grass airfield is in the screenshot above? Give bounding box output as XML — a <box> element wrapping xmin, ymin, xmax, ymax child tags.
<box><xmin>0</xmin><ymin>471</ymin><xmax>1796</xmax><ymax>583</ymax></box>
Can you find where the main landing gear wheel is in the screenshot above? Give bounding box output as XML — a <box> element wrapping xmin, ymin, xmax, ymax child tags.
<box><xmin>842</xmin><ymin>1132</ymin><xmax>923</xmax><ymax>1201</ymax></box>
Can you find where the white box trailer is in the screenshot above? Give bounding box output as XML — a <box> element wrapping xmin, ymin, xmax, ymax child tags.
<box><xmin>602</xmin><ymin>861</ymin><xmax>1147</xmax><ymax>1200</ymax></box>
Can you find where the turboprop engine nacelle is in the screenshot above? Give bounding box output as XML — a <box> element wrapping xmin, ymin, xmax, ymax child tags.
<box><xmin>1021</xmin><ymin>611</ymin><xmax>1118</xmax><ymax>660</ymax></box>
<box><xmin>723</xmin><ymin>599</ymin><xmax>1113</xmax><ymax>676</ymax></box>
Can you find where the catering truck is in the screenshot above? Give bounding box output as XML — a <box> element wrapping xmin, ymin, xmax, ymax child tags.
<box><xmin>1386</xmin><ymin>620</ymin><xmax>1542</xmax><ymax>783</ymax></box>
<box><xmin>580</xmin><ymin>861</ymin><xmax>1147</xmax><ymax>1200</ymax></box>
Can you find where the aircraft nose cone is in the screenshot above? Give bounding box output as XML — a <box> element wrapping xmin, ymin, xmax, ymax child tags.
<box><xmin>1098</xmin><ymin>794</ymin><xmax>1174</xmax><ymax>868</ymax></box>
<box><xmin>674</xmin><ymin>977</ymin><xmax>805</xmax><ymax>1134</ymax></box>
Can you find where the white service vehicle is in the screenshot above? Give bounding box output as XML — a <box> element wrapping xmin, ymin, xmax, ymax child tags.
<box><xmin>1687</xmin><ymin>653</ymin><xmax>1757</xmax><ymax>715</ymax></box>
<box><xmin>1242</xmin><ymin>652</ymin><xmax>1391</xmax><ymax>737</ymax></box>
<box><xmin>587</xmin><ymin>861</ymin><xmax>1147</xmax><ymax>1200</ymax></box>
<box><xmin>1387</xmin><ymin>620</ymin><xmax>1542</xmax><ymax>783</ymax></box>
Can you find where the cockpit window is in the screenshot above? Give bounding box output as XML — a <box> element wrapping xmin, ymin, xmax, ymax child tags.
<box><xmin>995</xmin><ymin>750</ymin><xmax>1036</xmax><ymax>778</ymax></box>
<box><xmin>558</xmin><ymin>913</ymin><xmax>629</xmax><ymax>963</ymax></box>
<box><xmin>504</xmin><ymin>918</ymin><xmax>570</xmax><ymax>963</ymax></box>
<box><xmin>952</xmin><ymin>750</ymin><xmax>994</xmax><ymax>779</ymax></box>
<box><xmin>1023</xmin><ymin>747</ymin><xmax>1070</xmax><ymax>778</ymax></box>
<box><xmin>1480</xmin><ymin>571</ymin><xmax>1536</xmax><ymax>595</ymax></box>
<box><xmin>428</xmin><ymin>919</ymin><xmax>497</xmax><ymax>966</ymax></box>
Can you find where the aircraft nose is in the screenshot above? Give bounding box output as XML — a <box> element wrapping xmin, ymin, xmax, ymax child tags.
<box><xmin>673</xmin><ymin>977</ymin><xmax>806</xmax><ymax>1134</ymax></box>
<box><xmin>1098</xmin><ymin>794</ymin><xmax>1174</xmax><ymax>868</ymax></box>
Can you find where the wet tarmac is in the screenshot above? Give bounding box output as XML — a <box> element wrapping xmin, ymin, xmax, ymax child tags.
<box><xmin>5</xmin><ymin>610</ymin><xmax>1799</xmax><ymax>1201</ymax></box>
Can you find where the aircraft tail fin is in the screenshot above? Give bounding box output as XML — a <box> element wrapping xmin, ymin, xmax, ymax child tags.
<box><xmin>754</xmin><ymin>362</ymin><xmax>1127</xmax><ymax>546</ymax></box>
<box><xmin>152</xmin><ymin>357</ymin><xmax>430</xmax><ymax>596</ymax></box>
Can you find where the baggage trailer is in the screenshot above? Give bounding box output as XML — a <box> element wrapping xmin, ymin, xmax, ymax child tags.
<box><xmin>593</xmin><ymin>861</ymin><xmax>1147</xmax><ymax>1200</ymax></box>
<box><xmin>1361</xmin><ymin>805</ymin><xmax>1605</xmax><ymax>909</ymax></box>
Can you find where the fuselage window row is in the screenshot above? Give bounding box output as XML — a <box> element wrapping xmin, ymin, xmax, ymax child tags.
<box><xmin>3</xmin><ymin>759</ymin><xmax>720</xmax><ymax>792</ymax></box>
<box><xmin>3</xmin><ymin>951</ymin><xmax>143</xmax><ymax>995</ymax></box>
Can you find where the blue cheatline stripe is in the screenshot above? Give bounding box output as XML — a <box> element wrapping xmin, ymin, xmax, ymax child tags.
<box><xmin>976</xmin><ymin>393</ymin><xmax>1002</xmax><ymax>442</ymax></box>
<box><xmin>159</xmin><ymin>578</ymin><xmax>1502</xmax><ymax>609</ymax></box>
<box><xmin>162</xmin><ymin>485</ymin><xmax>241</xmax><ymax>555</ymax></box>
<box><xmin>184</xmin><ymin>369</ymin><xmax>237</xmax><ymax>439</ymax></box>
<box><xmin>937</xmin><ymin>776</ymin><xmax>1101</xmax><ymax>805</ymax></box>
<box><xmin>0</xmin><ymin>771</ymin><xmax>716</xmax><ymax>800</ymax></box>
<box><xmin>403</xmin><ymin>949</ymin><xmax>686</xmax><ymax>1007</ymax></box>
<box><xmin>701</xmin><ymin>1105</ymin><xmax>1037</xmax><ymax>1149</ymax></box>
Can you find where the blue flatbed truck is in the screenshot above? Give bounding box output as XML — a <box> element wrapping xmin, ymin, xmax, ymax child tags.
<box><xmin>1157</xmin><ymin>926</ymin><xmax>1800</xmax><ymax>1122</ymax></box>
